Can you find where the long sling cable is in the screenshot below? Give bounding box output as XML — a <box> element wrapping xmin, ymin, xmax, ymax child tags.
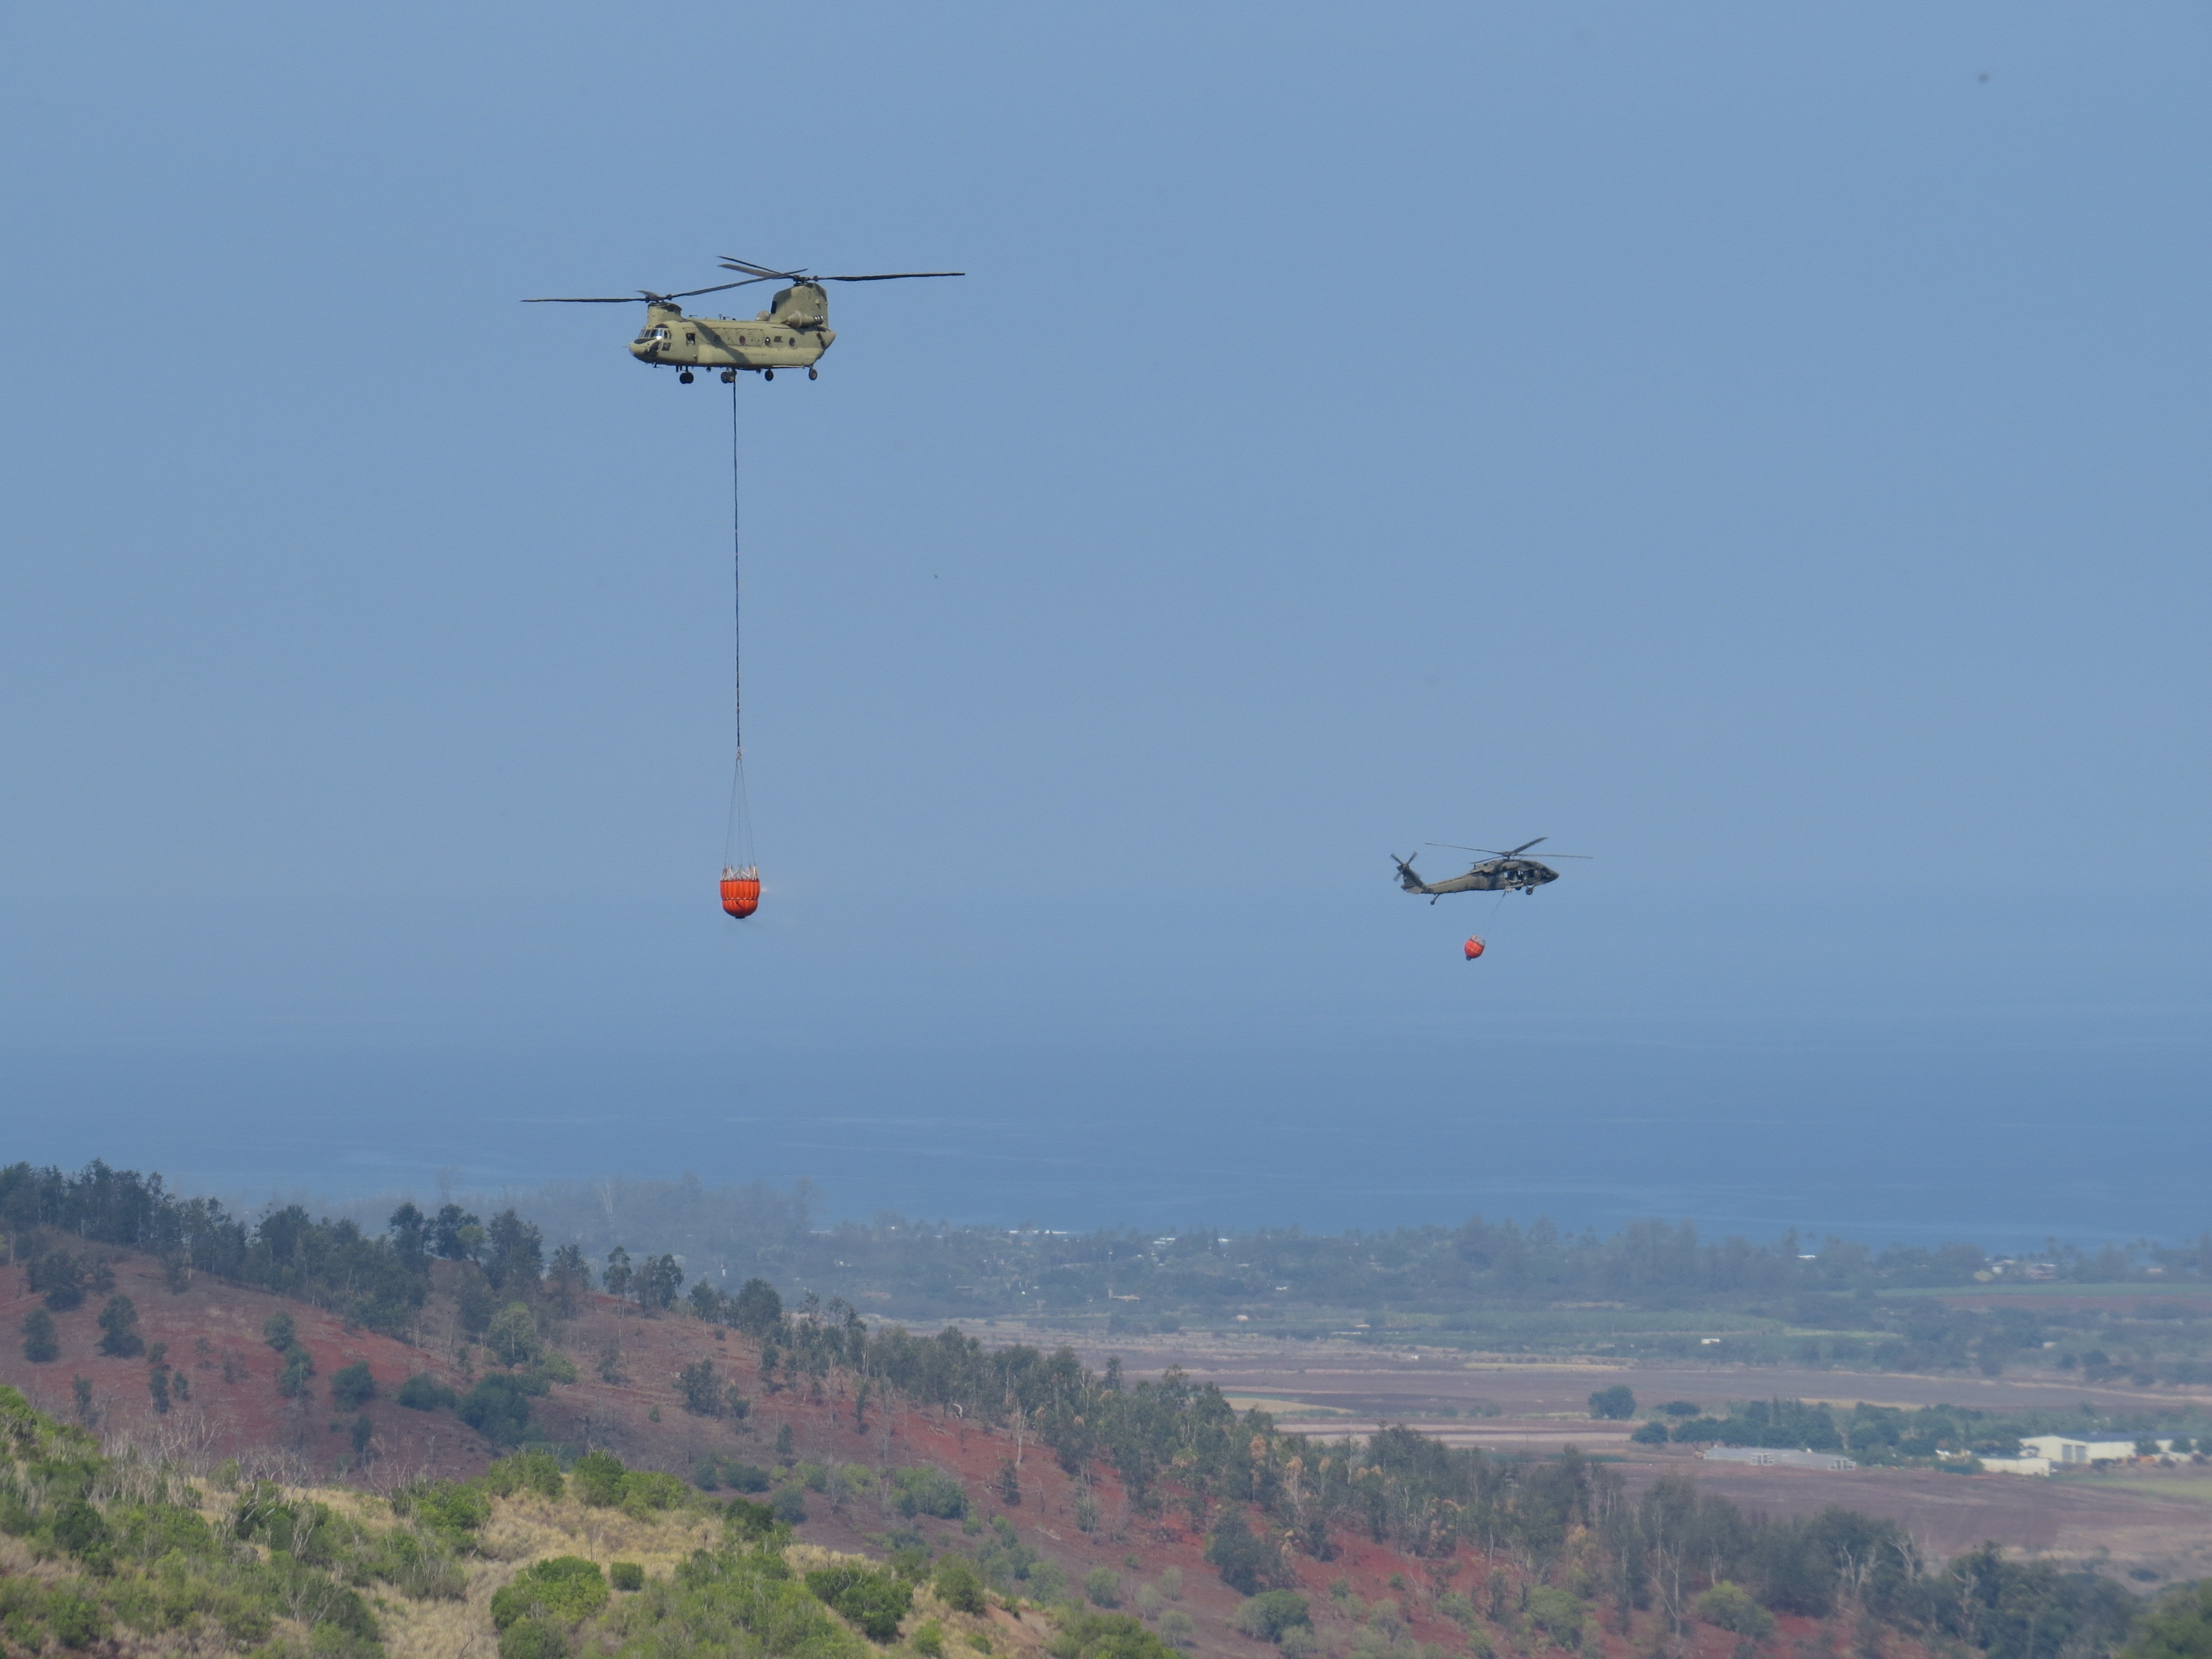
<box><xmin>722</xmin><ymin>375</ymin><xmax>757</xmax><ymax>882</ymax></box>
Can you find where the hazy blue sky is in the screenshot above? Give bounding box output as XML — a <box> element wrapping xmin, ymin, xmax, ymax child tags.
<box><xmin>3</xmin><ymin>3</ymin><xmax>2206</xmax><ymax>1245</ymax></box>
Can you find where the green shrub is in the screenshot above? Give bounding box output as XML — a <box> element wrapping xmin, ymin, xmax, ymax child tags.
<box><xmin>773</xmin><ymin>1484</ymin><xmax>808</xmax><ymax>1524</ymax></box>
<box><xmin>915</xmin><ymin>1620</ymin><xmax>947</xmax><ymax>1657</ymax></box>
<box><xmin>1053</xmin><ymin>1611</ymin><xmax>1183</xmax><ymax>1659</ymax></box>
<box><xmin>725</xmin><ymin>1496</ymin><xmax>781</xmax><ymax>1543</ymax></box>
<box><xmin>620</xmin><ymin>1470</ymin><xmax>687</xmax><ymax>1516</ymax></box>
<box><xmin>458</xmin><ymin>1373</ymin><xmax>545</xmax><ymax>1446</ymax></box>
<box><xmin>1630</xmin><ymin>1420</ymin><xmax>1671</xmax><ymax>1445</ymax></box>
<box><xmin>1526</xmin><ymin>1587</ymin><xmax>1589</xmax><ymax>1649</ymax></box>
<box><xmin>398</xmin><ymin>1372</ymin><xmax>458</xmax><ymax>1411</ymax></box>
<box><xmin>1587</xmin><ymin>1385</ymin><xmax>1636</xmax><ymax>1421</ymax></box>
<box><xmin>935</xmin><ymin>1555</ymin><xmax>988</xmax><ymax>1615</ymax></box>
<box><xmin>613</xmin><ymin>1549</ymin><xmax>863</xmax><ymax>1659</ymax></box>
<box><xmin>491</xmin><ymin>1554</ymin><xmax>610</xmax><ymax>1630</ymax></box>
<box><xmin>1235</xmin><ymin>1592</ymin><xmax>1312</xmax><ymax>1643</ymax></box>
<box><xmin>361</xmin><ymin>1525</ymin><xmax>466</xmax><ymax>1599</ymax></box>
<box><xmin>405</xmin><ymin>1480</ymin><xmax>492</xmax><ymax>1549</ymax></box>
<box><xmin>498</xmin><ymin>1616</ymin><xmax>567</xmax><ymax>1659</ymax></box>
<box><xmin>892</xmin><ymin>1465</ymin><xmax>968</xmax><ymax>1520</ymax></box>
<box><xmin>51</xmin><ymin>1499</ymin><xmax>110</xmax><ymax>1558</ymax></box>
<box><xmin>1085</xmin><ymin>1568</ymin><xmax>1121</xmax><ymax>1608</ymax></box>
<box><xmin>329</xmin><ymin>1361</ymin><xmax>376</xmax><ymax>1411</ymax></box>
<box><xmin>610</xmin><ymin>1561</ymin><xmax>645</xmax><ymax>1592</ymax></box>
<box><xmin>572</xmin><ymin>1449</ymin><xmax>627</xmax><ymax>1506</ymax></box>
<box><xmin>2125</xmin><ymin>1580</ymin><xmax>2212</xmax><ymax>1659</ymax></box>
<box><xmin>806</xmin><ymin>1561</ymin><xmax>914</xmax><ymax>1641</ymax></box>
<box><xmin>46</xmin><ymin>1588</ymin><xmax>110</xmax><ymax>1650</ymax></box>
<box><xmin>1693</xmin><ymin>1583</ymin><xmax>1773</xmax><ymax>1640</ymax></box>
<box><xmin>262</xmin><ymin>1312</ymin><xmax>296</xmax><ymax>1351</ymax></box>
<box><xmin>485</xmin><ymin>1448</ymin><xmax>565</xmax><ymax>1500</ymax></box>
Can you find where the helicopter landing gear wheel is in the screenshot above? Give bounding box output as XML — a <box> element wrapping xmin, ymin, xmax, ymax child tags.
<box><xmin>720</xmin><ymin>369</ymin><xmax>735</xmax><ymax>383</ymax></box>
<box><xmin>763</xmin><ymin>368</ymin><xmax>774</xmax><ymax>381</ymax></box>
<box><xmin>807</xmin><ymin>367</ymin><xmax>818</xmax><ymax>380</ymax></box>
<box><xmin>679</xmin><ymin>370</ymin><xmax>695</xmax><ymax>384</ymax></box>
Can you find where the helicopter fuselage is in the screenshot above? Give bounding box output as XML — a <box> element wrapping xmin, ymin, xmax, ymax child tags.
<box><xmin>1398</xmin><ymin>858</ymin><xmax>1559</xmax><ymax>897</ymax></box>
<box><xmin>631</xmin><ymin>297</ymin><xmax>835</xmax><ymax>375</ymax></box>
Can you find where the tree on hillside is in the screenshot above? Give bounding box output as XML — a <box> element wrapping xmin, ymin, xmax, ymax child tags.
<box><xmin>1206</xmin><ymin>1513</ymin><xmax>1283</xmax><ymax>1595</ymax></box>
<box><xmin>96</xmin><ymin>1296</ymin><xmax>143</xmax><ymax>1359</ymax></box>
<box><xmin>30</xmin><ymin>1251</ymin><xmax>88</xmax><ymax>1312</ymax></box>
<box><xmin>431</xmin><ymin>1204</ymin><xmax>484</xmax><ymax>1262</ymax></box>
<box><xmin>679</xmin><ymin>1360</ymin><xmax>723</xmax><ymax>1416</ymax></box>
<box><xmin>485</xmin><ymin>1302</ymin><xmax>542</xmax><ymax>1368</ymax></box>
<box><xmin>1588</xmin><ymin>1385</ymin><xmax>1636</xmax><ymax>1420</ymax></box>
<box><xmin>21</xmin><ymin>1308</ymin><xmax>58</xmax><ymax>1363</ymax></box>
<box><xmin>330</xmin><ymin>1361</ymin><xmax>377</xmax><ymax>1410</ymax></box>
<box><xmin>485</xmin><ymin>1210</ymin><xmax>544</xmax><ymax>1292</ymax></box>
<box><xmin>688</xmin><ymin>1282</ymin><xmax>727</xmax><ymax>1322</ymax></box>
<box><xmin>547</xmin><ymin>1244</ymin><xmax>591</xmax><ymax>1316</ymax></box>
<box><xmin>602</xmin><ymin>1247</ymin><xmax>633</xmax><ymax>1301</ymax></box>
<box><xmin>387</xmin><ymin>1203</ymin><xmax>430</xmax><ymax>1267</ymax></box>
<box><xmin>732</xmin><ymin>1277</ymin><xmax>782</xmax><ymax>1338</ymax></box>
<box><xmin>635</xmin><ymin>1254</ymin><xmax>684</xmax><ymax>1312</ymax></box>
<box><xmin>452</xmin><ymin>1263</ymin><xmax>497</xmax><ymax>1337</ymax></box>
<box><xmin>2124</xmin><ymin>1581</ymin><xmax>2212</xmax><ymax>1659</ymax></box>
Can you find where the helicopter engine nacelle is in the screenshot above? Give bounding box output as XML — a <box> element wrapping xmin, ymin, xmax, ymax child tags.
<box><xmin>767</xmin><ymin>281</ymin><xmax>828</xmax><ymax>328</ymax></box>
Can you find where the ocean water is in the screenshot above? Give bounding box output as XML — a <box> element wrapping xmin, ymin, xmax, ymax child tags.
<box><xmin>7</xmin><ymin>882</ymin><xmax>2205</xmax><ymax>1253</ymax></box>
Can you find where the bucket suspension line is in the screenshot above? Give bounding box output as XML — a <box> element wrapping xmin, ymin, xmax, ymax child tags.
<box><xmin>720</xmin><ymin>374</ymin><xmax>760</xmax><ymax>919</ymax></box>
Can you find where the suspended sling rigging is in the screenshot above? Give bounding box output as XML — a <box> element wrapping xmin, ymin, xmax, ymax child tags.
<box><xmin>719</xmin><ymin>377</ymin><xmax>760</xmax><ymax>919</ymax></box>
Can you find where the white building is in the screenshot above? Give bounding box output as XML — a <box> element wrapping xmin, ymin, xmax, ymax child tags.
<box><xmin>2020</xmin><ymin>1434</ymin><xmax>2171</xmax><ymax>1465</ymax></box>
<box><xmin>1701</xmin><ymin>1447</ymin><xmax>1858</xmax><ymax>1471</ymax></box>
<box><xmin>1974</xmin><ymin>1455</ymin><xmax>2052</xmax><ymax>1476</ymax></box>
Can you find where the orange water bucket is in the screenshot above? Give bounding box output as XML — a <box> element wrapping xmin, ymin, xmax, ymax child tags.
<box><xmin>1463</xmin><ymin>938</ymin><xmax>1485</xmax><ymax>961</ymax></box>
<box><xmin>720</xmin><ymin>867</ymin><xmax>761</xmax><ymax>919</ymax></box>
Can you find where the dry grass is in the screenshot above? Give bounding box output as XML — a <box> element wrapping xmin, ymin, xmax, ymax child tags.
<box><xmin>379</xmin><ymin>1494</ymin><xmax>722</xmax><ymax>1659</ymax></box>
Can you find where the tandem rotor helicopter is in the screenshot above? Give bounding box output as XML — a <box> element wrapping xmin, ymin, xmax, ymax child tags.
<box><xmin>524</xmin><ymin>256</ymin><xmax>964</xmax><ymax>383</ymax></box>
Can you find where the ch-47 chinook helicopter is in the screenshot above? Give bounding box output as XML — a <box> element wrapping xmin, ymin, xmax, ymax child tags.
<box><xmin>1392</xmin><ymin>838</ymin><xmax>1590</xmax><ymax>903</ymax></box>
<box><xmin>524</xmin><ymin>257</ymin><xmax>963</xmax><ymax>383</ymax></box>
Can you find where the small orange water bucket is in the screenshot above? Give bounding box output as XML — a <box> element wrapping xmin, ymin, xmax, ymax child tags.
<box><xmin>720</xmin><ymin>867</ymin><xmax>761</xmax><ymax>919</ymax></box>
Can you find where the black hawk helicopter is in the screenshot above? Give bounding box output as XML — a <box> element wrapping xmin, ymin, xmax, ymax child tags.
<box><xmin>1392</xmin><ymin>838</ymin><xmax>1590</xmax><ymax>903</ymax></box>
<box><xmin>524</xmin><ymin>257</ymin><xmax>963</xmax><ymax>383</ymax></box>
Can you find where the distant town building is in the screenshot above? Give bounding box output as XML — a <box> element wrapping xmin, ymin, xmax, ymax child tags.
<box><xmin>1700</xmin><ymin>1448</ymin><xmax>1858</xmax><ymax>1471</ymax></box>
<box><xmin>2020</xmin><ymin>1434</ymin><xmax>2171</xmax><ymax>1465</ymax></box>
<box><xmin>1973</xmin><ymin>1455</ymin><xmax>2052</xmax><ymax>1476</ymax></box>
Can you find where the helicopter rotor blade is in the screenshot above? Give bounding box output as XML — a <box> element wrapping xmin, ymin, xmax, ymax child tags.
<box><xmin>718</xmin><ymin>258</ymin><xmax>808</xmax><ymax>280</ymax></box>
<box><xmin>1506</xmin><ymin>838</ymin><xmax>1548</xmax><ymax>857</ymax></box>
<box><xmin>661</xmin><ymin>278</ymin><xmax>770</xmax><ymax>300</ymax></box>
<box><xmin>524</xmin><ymin>277</ymin><xmax>764</xmax><ymax>305</ymax></box>
<box><xmin>814</xmin><ymin>270</ymin><xmax>967</xmax><ymax>281</ymax></box>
